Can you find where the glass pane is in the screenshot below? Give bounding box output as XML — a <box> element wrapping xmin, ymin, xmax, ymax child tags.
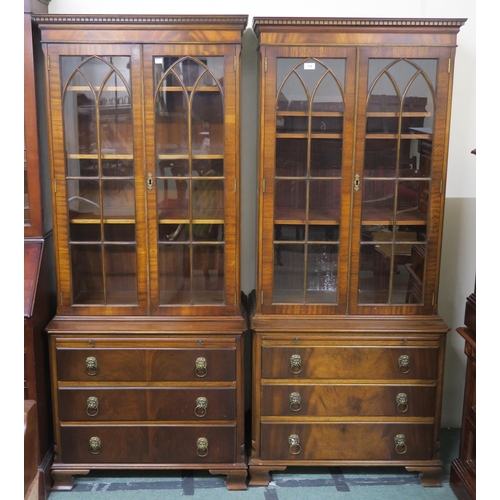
<box><xmin>102</xmin><ymin>179</ymin><xmax>135</xmax><ymax>218</ymax></box>
<box><xmin>102</xmin><ymin>159</ymin><xmax>134</xmax><ymax>178</ymax></box>
<box><xmin>104</xmin><ymin>223</ymin><xmax>135</xmax><ymax>242</ymax></box>
<box><xmin>157</xmin><ymin>179</ymin><xmax>190</xmax><ymax>220</ymax></box>
<box><xmin>306</xmin><ymin>244</ymin><xmax>338</xmax><ymax>303</ymax></box>
<box><xmin>100</xmin><ymin>86</ymin><xmax>133</xmax><ymax>156</ymax></box>
<box><xmin>364</xmin><ymin>139</ymin><xmax>398</xmax><ymax>177</ymax></box>
<box><xmin>309</xmin><ymin>180</ymin><xmax>341</xmax><ymax>221</ymax></box>
<box><xmin>193</xmin><ymin>245</ymin><xmax>225</xmax><ymax>304</ymax></box>
<box><xmin>275</xmin><ymin>180</ymin><xmax>306</xmax><ymax>220</ymax></box>
<box><xmin>275</xmin><ymin>224</ymin><xmax>305</xmax><ymax>242</ymax></box>
<box><xmin>104</xmin><ymin>245</ymin><xmax>138</xmax><ymax>304</ymax></box>
<box><xmin>64</xmin><ymin>89</ymin><xmax>97</xmax><ymax>155</ymax></box>
<box><xmin>276</xmin><ymin>139</ymin><xmax>307</xmax><ymax>176</ymax></box>
<box><xmin>67</xmin><ymin>179</ymin><xmax>100</xmax><ymax>218</ymax></box>
<box><xmin>308</xmin><ymin>225</ymin><xmax>338</xmax><ymax>242</ymax></box>
<box><xmin>310</xmin><ymin>139</ymin><xmax>342</xmax><ymax>177</ymax></box>
<box><xmin>192</xmin><ymin>179</ymin><xmax>224</xmax><ymax>219</ymax></box>
<box><xmin>193</xmin><ymin>224</ymin><xmax>224</xmax><ymax>242</ymax></box>
<box><xmin>362</xmin><ymin>179</ymin><xmax>395</xmax><ymax>221</ymax></box>
<box><xmin>273</xmin><ymin>244</ymin><xmax>305</xmax><ymax>303</ymax></box>
<box><xmin>158</xmin><ymin>244</ymin><xmax>190</xmax><ymax>305</ymax></box>
<box><xmin>192</xmin><ymin>89</ymin><xmax>224</xmax><ymax>156</ymax></box>
<box><xmin>158</xmin><ymin>159</ymin><xmax>189</xmax><ymax>177</ymax></box>
<box><xmin>193</xmin><ymin>159</ymin><xmax>224</xmax><ymax>177</ymax></box>
<box><xmin>158</xmin><ymin>223</ymin><xmax>189</xmax><ymax>243</ymax></box>
<box><xmin>358</xmin><ymin>243</ymin><xmax>390</xmax><ymax>304</ymax></box>
<box><xmin>71</xmin><ymin>244</ymin><xmax>104</xmax><ymax>305</ymax></box>
<box><xmin>70</xmin><ymin>223</ymin><xmax>101</xmax><ymax>242</ymax></box>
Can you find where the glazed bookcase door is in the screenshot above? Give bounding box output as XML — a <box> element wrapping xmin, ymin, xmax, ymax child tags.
<box><xmin>349</xmin><ymin>46</ymin><xmax>453</xmax><ymax>315</ymax></box>
<box><xmin>143</xmin><ymin>45</ymin><xmax>240</xmax><ymax>315</ymax></box>
<box><xmin>259</xmin><ymin>46</ymin><xmax>356</xmax><ymax>315</ymax></box>
<box><xmin>46</xmin><ymin>44</ymin><xmax>148</xmax><ymax>315</ymax></box>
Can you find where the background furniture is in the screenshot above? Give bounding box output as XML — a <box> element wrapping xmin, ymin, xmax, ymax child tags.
<box><xmin>450</xmin><ymin>285</ymin><xmax>476</xmax><ymax>500</ymax></box>
<box><xmin>250</xmin><ymin>17</ymin><xmax>466</xmax><ymax>487</ymax></box>
<box><xmin>36</xmin><ymin>14</ymin><xmax>248</xmax><ymax>491</ymax></box>
<box><xmin>24</xmin><ymin>2</ymin><xmax>56</xmax><ymax>498</ymax></box>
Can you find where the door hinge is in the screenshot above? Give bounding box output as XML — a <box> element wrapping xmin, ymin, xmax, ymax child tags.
<box><xmin>234</xmin><ymin>178</ymin><xmax>237</xmax><ymax>193</ymax></box>
<box><xmin>260</xmin><ymin>291</ymin><xmax>264</xmax><ymax>305</ymax></box>
<box><xmin>53</xmin><ymin>178</ymin><xmax>57</xmax><ymax>193</ymax></box>
<box><xmin>440</xmin><ymin>179</ymin><xmax>443</xmax><ymax>194</ymax></box>
<box><xmin>264</xmin><ymin>57</ymin><xmax>268</xmax><ymax>72</ymax></box>
<box><xmin>233</xmin><ymin>56</ymin><xmax>237</xmax><ymax>71</ymax></box>
<box><xmin>234</xmin><ymin>293</ymin><xmax>237</xmax><ymax>306</ymax></box>
<box><xmin>47</xmin><ymin>55</ymin><xmax>50</xmax><ymax>71</ymax></box>
<box><xmin>432</xmin><ymin>293</ymin><xmax>435</xmax><ymax>306</ymax></box>
<box><xmin>448</xmin><ymin>58</ymin><xmax>451</xmax><ymax>74</ymax></box>
<box><xmin>60</xmin><ymin>292</ymin><xmax>63</xmax><ymax>307</ymax></box>
<box><xmin>262</xmin><ymin>178</ymin><xmax>266</xmax><ymax>193</ymax></box>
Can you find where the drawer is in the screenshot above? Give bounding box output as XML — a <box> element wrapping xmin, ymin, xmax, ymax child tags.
<box><xmin>60</xmin><ymin>425</ymin><xmax>236</xmax><ymax>463</ymax></box>
<box><xmin>260</xmin><ymin>422</ymin><xmax>434</xmax><ymax>461</ymax></box>
<box><xmin>261</xmin><ymin>384</ymin><xmax>436</xmax><ymax>417</ymax></box>
<box><xmin>58</xmin><ymin>387</ymin><xmax>236</xmax><ymax>421</ymax></box>
<box><xmin>261</xmin><ymin>346</ymin><xmax>438</xmax><ymax>380</ymax></box>
<box><xmin>56</xmin><ymin>348</ymin><xmax>236</xmax><ymax>382</ymax></box>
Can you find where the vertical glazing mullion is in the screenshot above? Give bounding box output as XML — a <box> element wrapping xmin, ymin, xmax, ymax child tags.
<box><xmin>187</xmin><ymin>60</ymin><xmax>194</xmax><ymax>305</ymax></box>
<box><xmin>95</xmin><ymin>69</ymin><xmax>107</xmax><ymax>305</ymax></box>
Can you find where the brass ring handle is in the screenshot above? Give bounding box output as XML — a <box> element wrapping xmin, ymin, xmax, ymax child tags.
<box><xmin>396</xmin><ymin>393</ymin><xmax>409</xmax><ymax>413</ymax></box>
<box><xmin>194</xmin><ymin>397</ymin><xmax>208</xmax><ymax>417</ymax></box>
<box><xmin>288</xmin><ymin>434</ymin><xmax>301</xmax><ymax>455</ymax></box>
<box><xmin>86</xmin><ymin>396</ymin><xmax>99</xmax><ymax>417</ymax></box>
<box><xmin>290</xmin><ymin>354</ymin><xmax>302</xmax><ymax>374</ymax></box>
<box><xmin>195</xmin><ymin>357</ymin><xmax>207</xmax><ymax>378</ymax></box>
<box><xmin>89</xmin><ymin>436</ymin><xmax>102</xmax><ymax>455</ymax></box>
<box><xmin>197</xmin><ymin>437</ymin><xmax>209</xmax><ymax>457</ymax></box>
<box><xmin>398</xmin><ymin>355</ymin><xmax>410</xmax><ymax>374</ymax></box>
<box><xmin>85</xmin><ymin>356</ymin><xmax>99</xmax><ymax>376</ymax></box>
<box><xmin>289</xmin><ymin>392</ymin><xmax>302</xmax><ymax>412</ymax></box>
<box><xmin>394</xmin><ymin>434</ymin><xmax>407</xmax><ymax>455</ymax></box>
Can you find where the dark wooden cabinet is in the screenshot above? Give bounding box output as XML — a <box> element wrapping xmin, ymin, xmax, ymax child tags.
<box><xmin>250</xmin><ymin>17</ymin><xmax>466</xmax><ymax>487</ymax></box>
<box><xmin>36</xmin><ymin>14</ymin><xmax>248</xmax><ymax>491</ymax></box>
<box><xmin>24</xmin><ymin>2</ymin><xmax>56</xmax><ymax>499</ymax></box>
<box><xmin>450</xmin><ymin>289</ymin><xmax>476</xmax><ymax>500</ymax></box>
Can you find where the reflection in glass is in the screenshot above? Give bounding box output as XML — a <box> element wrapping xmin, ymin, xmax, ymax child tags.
<box><xmin>157</xmin><ymin>178</ymin><xmax>190</xmax><ymax>220</ymax></box>
<box><xmin>309</xmin><ymin>180</ymin><xmax>340</xmax><ymax>220</ymax></box>
<box><xmin>159</xmin><ymin>244</ymin><xmax>190</xmax><ymax>305</ymax></box>
<box><xmin>306</xmin><ymin>244</ymin><xmax>338</xmax><ymax>303</ymax></box>
<box><xmin>102</xmin><ymin>179</ymin><xmax>135</xmax><ymax>218</ymax></box>
<box><xmin>104</xmin><ymin>245</ymin><xmax>138</xmax><ymax>304</ymax></box>
<box><xmin>104</xmin><ymin>223</ymin><xmax>135</xmax><ymax>242</ymax></box>
<box><xmin>276</xmin><ymin>139</ymin><xmax>307</xmax><ymax>176</ymax></box>
<box><xmin>61</xmin><ymin>55</ymin><xmax>137</xmax><ymax>307</ymax></box>
<box><xmin>193</xmin><ymin>245</ymin><xmax>225</xmax><ymax>304</ymax></box>
<box><xmin>310</xmin><ymin>139</ymin><xmax>342</xmax><ymax>177</ymax></box>
<box><xmin>273</xmin><ymin>57</ymin><xmax>345</xmax><ymax>305</ymax></box>
<box><xmin>67</xmin><ymin>179</ymin><xmax>100</xmax><ymax>217</ymax></box>
<box><xmin>273</xmin><ymin>244</ymin><xmax>305</xmax><ymax>303</ymax></box>
<box><xmin>192</xmin><ymin>179</ymin><xmax>224</xmax><ymax>220</ymax></box>
<box><xmin>275</xmin><ymin>180</ymin><xmax>306</xmax><ymax>220</ymax></box>
<box><xmin>71</xmin><ymin>244</ymin><xmax>104</xmax><ymax>304</ymax></box>
<box><xmin>154</xmin><ymin>56</ymin><xmax>226</xmax><ymax>306</ymax></box>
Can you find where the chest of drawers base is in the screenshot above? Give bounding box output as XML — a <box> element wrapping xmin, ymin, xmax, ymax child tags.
<box><xmin>249</xmin><ymin>316</ymin><xmax>448</xmax><ymax>487</ymax></box>
<box><xmin>46</xmin><ymin>316</ymin><xmax>248</xmax><ymax>491</ymax></box>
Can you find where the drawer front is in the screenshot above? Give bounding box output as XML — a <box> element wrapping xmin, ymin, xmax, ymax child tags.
<box><xmin>261</xmin><ymin>384</ymin><xmax>436</xmax><ymax>417</ymax></box>
<box><xmin>56</xmin><ymin>348</ymin><xmax>236</xmax><ymax>382</ymax></box>
<box><xmin>60</xmin><ymin>425</ymin><xmax>236</xmax><ymax>463</ymax></box>
<box><xmin>58</xmin><ymin>387</ymin><xmax>236</xmax><ymax>421</ymax></box>
<box><xmin>261</xmin><ymin>346</ymin><xmax>438</xmax><ymax>380</ymax></box>
<box><xmin>260</xmin><ymin>423</ymin><xmax>434</xmax><ymax>461</ymax></box>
